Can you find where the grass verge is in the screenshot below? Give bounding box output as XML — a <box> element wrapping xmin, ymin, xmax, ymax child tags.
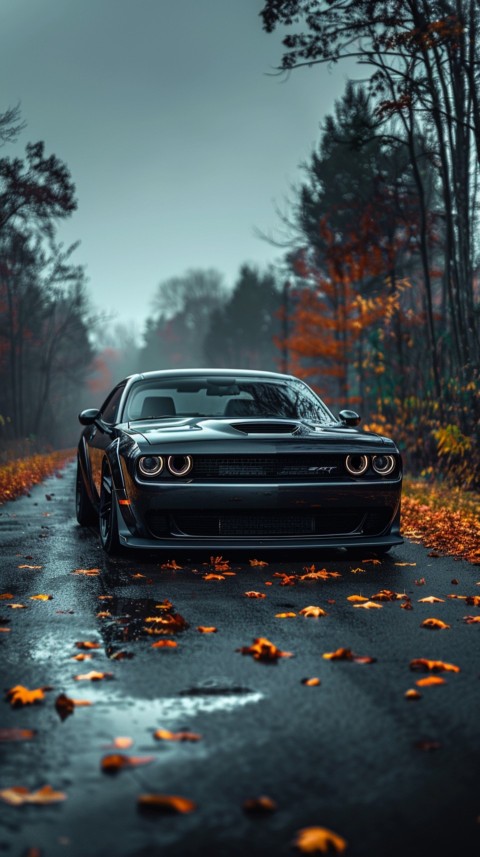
<box><xmin>0</xmin><ymin>449</ymin><xmax>75</xmax><ymax>505</ymax></box>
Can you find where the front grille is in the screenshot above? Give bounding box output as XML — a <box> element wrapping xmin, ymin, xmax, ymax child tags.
<box><xmin>145</xmin><ymin>508</ymin><xmax>374</xmax><ymax>539</ymax></box>
<box><xmin>191</xmin><ymin>454</ymin><xmax>343</xmax><ymax>481</ymax></box>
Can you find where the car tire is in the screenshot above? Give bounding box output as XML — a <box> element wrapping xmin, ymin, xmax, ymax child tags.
<box><xmin>99</xmin><ymin>462</ymin><xmax>121</xmax><ymax>555</ymax></box>
<box><xmin>75</xmin><ymin>459</ymin><xmax>97</xmax><ymax>526</ymax></box>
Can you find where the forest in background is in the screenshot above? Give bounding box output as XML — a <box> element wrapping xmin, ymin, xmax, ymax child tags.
<box><xmin>0</xmin><ymin>0</ymin><xmax>479</xmax><ymax>487</ymax></box>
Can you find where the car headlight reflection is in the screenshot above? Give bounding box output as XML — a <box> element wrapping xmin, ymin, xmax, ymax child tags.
<box><xmin>372</xmin><ymin>454</ymin><xmax>396</xmax><ymax>476</ymax></box>
<box><xmin>138</xmin><ymin>455</ymin><xmax>164</xmax><ymax>477</ymax></box>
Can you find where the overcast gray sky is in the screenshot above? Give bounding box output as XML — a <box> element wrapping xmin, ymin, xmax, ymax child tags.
<box><xmin>2</xmin><ymin>0</ymin><xmax>353</xmax><ymax>329</ymax></box>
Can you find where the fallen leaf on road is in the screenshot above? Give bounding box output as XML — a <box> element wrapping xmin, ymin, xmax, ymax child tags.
<box><xmin>362</xmin><ymin>559</ymin><xmax>381</xmax><ymax>565</ymax></box>
<box><xmin>0</xmin><ymin>593</ymin><xmax>14</xmax><ymax>600</ymax></box>
<box><xmin>245</xmin><ymin>591</ymin><xmax>266</xmax><ymax>599</ymax></box>
<box><xmin>71</xmin><ymin>653</ymin><xmax>92</xmax><ymax>661</ymax></box>
<box><xmin>421</xmin><ymin>618</ymin><xmax>450</xmax><ymax>630</ymax></box>
<box><xmin>302</xmin><ymin>677</ymin><xmax>321</xmax><ymax>686</ymax></box>
<box><xmin>395</xmin><ymin>562</ymin><xmax>416</xmax><ymax>567</ymax></box>
<box><xmin>7</xmin><ymin>603</ymin><xmax>27</xmax><ymax>609</ymax></box>
<box><xmin>197</xmin><ymin>626</ymin><xmax>217</xmax><ymax>633</ymax></box>
<box><xmin>17</xmin><ymin>565</ymin><xmax>42</xmax><ymax>570</ymax></box>
<box><xmin>109</xmin><ymin>737</ymin><xmax>134</xmax><ymax>749</ymax></box>
<box><xmin>415</xmin><ymin>578</ymin><xmax>426</xmax><ymax>586</ymax></box>
<box><xmin>71</xmin><ymin>568</ymin><xmax>100</xmax><ymax>576</ymax></box>
<box><xmin>160</xmin><ymin>560</ymin><xmax>183</xmax><ymax>569</ymax></box>
<box><xmin>238</xmin><ymin>637</ymin><xmax>293</xmax><ymax>661</ymax></box>
<box><xmin>466</xmin><ymin>596</ymin><xmax>480</xmax><ymax>607</ymax></box>
<box><xmin>300</xmin><ymin>566</ymin><xmax>341</xmax><ymax>580</ymax></box>
<box><xmin>96</xmin><ymin>611</ymin><xmax>112</xmax><ymax>618</ymax></box>
<box><xmin>249</xmin><ymin>559</ymin><xmax>268</xmax><ymax>567</ymax></box>
<box><xmin>137</xmin><ymin>794</ymin><xmax>196</xmax><ymax>814</ymax></box>
<box><xmin>416</xmin><ymin>676</ymin><xmax>446</xmax><ymax>687</ymax></box>
<box><xmin>55</xmin><ymin>693</ymin><xmax>92</xmax><ymax>719</ymax></box>
<box><xmin>0</xmin><ymin>785</ymin><xmax>66</xmax><ymax>806</ymax></box>
<box><xmin>347</xmin><ymin>595</ymin><xmax>368</xmax><ymax>603</ymax></box>
<box><xmin>350</xmin><ymin>567</ymin><xmax>366</xmax><ymax>574</ymax></box>
<box><xmin>101</xmin><ymin>754</ymin><xmax>154</xmax><ymax>773</ymax></box>
<box><xmin>371</xmin><ymin>590</ymin><xmax>404</xmax><ymax>602</ymax></box>
<box><xmin>353</xmin><ymin>601</ymin><xmax>382</xmax><ymax>610</ymax></box>
<box><xmin>464</xmin><ymin>616</ymin><xmax>480</xmax><ymax>624</ymax></box>
<box><xmin>323</xmin><ymin>648</ymin><xmax>376</xmax><ymax>664</ymax></box>
<box><xmin>73</xmin><ymin>671</ymin><xmax>113</xmax><ymax>681</ymax></box>
<box><xmin>151</xmin><ymin>639</ymin><xmax>178</xmax><ymax>648</ymax></box>
<box><xmin>275</xmin><ymin>612</ymin><xmax>297</xmax><ymax>618</ymax></box>
<box><xmin>410</xmin><ymin>658</ymin><xmax>460</xmax><ymax>673</ymax></box>
<box><xmin>243</xmin><ymin>795</ymin><xmax>277</xmax><ymax>813</ymax></box>
<box><xmin>418</xmin><ymin>596</ymin><xmax>445</xmax><ymax>603</ymax></box>
<box><xmin>29</xmin><ymin>594</ymin><xmax>53</xmax><ymax>601</ymax></box>
<box><xmin>0</xmin><ymin>728</ymin><xmax>36</xmax><ymax>741</ymax></box>
<box><xmin>405</xmin><ymin>689</ymin><xmax>422</xmax><ymax>700</ymax></box>
<box><xmin>209</xmin><ymin>555</ymin><xmax>230</xmax><ymax>571</ymax></box>
<box><xmin>203</xmin><ymin>574</ymin><xmax>225</xmax><ymax>581</ymax></box>
<box><xmin>294</xmin><ymin>825</ymin><xmax>347</xmax><ymax>854</ymax></box>
<box><xmin>75</xmin><ymin>641</ymin><xmax>101</xmax><ymax>650</ymax></box>
<box><xmin>300</xmin><ymin>606</ymin><xmax>327</xmax><ymax>617</ymax></box>
<box><xmin>6</xmin><ymin>685</ymin><xmax>50</xmax><ymax>707</ymax></box>
<box><xmin>153</xmin><ymin>729</ymin><xmax>201</xmax><ymax>742</ymax></box>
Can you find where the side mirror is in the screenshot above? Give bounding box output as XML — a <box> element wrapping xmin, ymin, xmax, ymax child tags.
<box><xmin>79</xmin><ymin>408</ymin><xmax>100</xmax><ymax>425</ymax></box>
<box><xmin>78</xmin><ymin>408</ymin><xmax>113</xmax><ymax>436</ymax></box>
<box><xmin>339</xmin><ymin>409</ymin><xmax>361</xmax><ymax>427</ymax></box>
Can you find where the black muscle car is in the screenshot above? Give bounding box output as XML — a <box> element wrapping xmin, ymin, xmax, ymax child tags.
<box><xmin>75</xmin><ymin>369</ymin><xmax>403</xmax><ymax>556</ymax></box>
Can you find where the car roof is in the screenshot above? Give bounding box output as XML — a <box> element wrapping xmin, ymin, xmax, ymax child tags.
<box><xmin>123</xmin><ymin>368</ymin><xmax>297</xmax><ymax>383</ymax></box>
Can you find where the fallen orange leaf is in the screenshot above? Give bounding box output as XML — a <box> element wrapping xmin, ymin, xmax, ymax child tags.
<box><xmin>74</xmin><ymin>671</ymin><xmax>113</xmax><ymax>681</ymax></box>
<box><xmin>75</xmin><ymin>641</ymin><xmax>101</xmax><ymax>650</ymax></box>
<box><xmin>300</xmin><ymin>567</ymin><xmax>341</xmax><ymax>581</ymax></box>
<box><xmin>17</xmin><ymin>564</ymin><xmax>43</xmax><ymax>570</ymax></box>
<box><xmin>347</xmin><ymin>595</ymin><xmax>368</xmax><ymax>603</ymax></box>
<box><xmin>370</xmin><ymin>590</ymin><xmax>404</xmax><ymax>602</ymax></box>
<box><xmin>353</xmin><ymin>601</ymin><xmax>382</xmax><ymax>610</ymax></box>
<box><xmin>0</xmin><ymin>728</ymin><xmax>36</xmax><ymax>741</ymax></box>
<box><xmin>71</xmin><ymin>653</ymin><xmax>92</xmax><ymax>661</ymax></box>
<box><xmin>323</xmin><ymin>648</ymin><xmax>376</xmax><ymax>664</ymax></box>
<box><xmin>0</xmin><ymin>593</ymin><xmax>14</xmax><ymax>600</ymax></box>
<box><xmin>7</xmin><ymin>603</ymin><xmax>27</xmax><ymax>609</ymax></box>
<box><xmin>410</xmin><ymin>658</ymin><xmax>460</xmax><ymax>673</ymax></box>
<box><xmin>302</xmin><ymin>677</ymin><xmax>321</xmax><ymax>686</ymax></box>
<box><xmin>418</xmin><ymin>596</ymin><xmax>445</xmax><ymax>603</ymax></box>
<box><xmin>361</xmin><ymin>559</ymin><xmax>381</xmax><ymax>565</ymax></box>
<box><xmin>464</xmin><ymin>615</ymin><xmax>480</xmax><ymax>624</ymax></box>
<box><xmin>420</xmin><ymin>618</ymin><xmax>450</xmax><ymax>630</ymax></box>
<box><xmin>137</xmin><ymin>794</ymin><xmax>196</xmax><ymax>814</ymax></box>
<box><xmin>153</xmin><ymin>729</ymin><xmax>201</xmax><ymax>742</ymax></box>
<box><xmin>203</xmin><ymin>574</ymin><xmax>225</xmax><ymax>581</ymax></box>
<box><xmin>29</xmin><ymin>594</ymin><xmax>53</xmax><ymax>601</ymax></box>
<box><xmin>0</xmin><ymin>785</ymin><xmax>66</xmax><ymax>806</ymax></box>
<box><xmin>405</xmin><ymin>689</ymin><xmax>422</xmax><ymax>700</ymax></box>
<box><xmin>101</xmin><ymin>753</ymin><xmax>154</xmax><ymax>773</ymax></box>
<box><xmin>71</xmin><ymin>568</ymin><xmax>100</xmax><ymax>576</ymax></box>
<box><xmin>6</xmin><ymin>685</ymin><xmax>50</xmax><ymax>707</ymax></box>
<box><xmin>294</xmin><ymin>825</ymin><xmax>347</xmax><ymax>854</ymax></box>
<box><xmin>197</xmin><ymin>626</ymin><xmax>218</xmax><ymax>633</ymax></box>
<box><xmin>244</xmin><ymin>591</ymin><xmax>266</xmax><ymax>599</ymax></box>
<box><xmin>275</xmin><ymin>612</ymin><xmax>297</xmax><ymax>618</ymax></box>
<box><xmin>111</xmin><ymin>737</ymin><xmax>134</xmax><ymax>749</ymax></box>
<box><xmin>466</xmin><ymin>595</ymin><xmax>480</xmax><ymax>607</ymax></box>
<box><xmin>96</xmin><ymin>611</ymin><xmax>112</xmax><ymax>618</ymax></box>
<box><xmin>243</xmin><ymin>795</ymin><xmax>277</xmax><ymax>813</ymax></box>
<box><xmin>416</xmin><ymin>676</ymin><xmax>446</xmax><ymax>687</ymax></box>
<box><xmin>160</xmin><ymin>560</ymin><xmax>183</xmax><ymax>569</ymax></box>
<box><xmin>151</xmin><ymin>639</ymin><xmax>178</xmax><ymax>648</ymax></box>
<box><xmin>238</xmin><ymin>637</ymin><xmax>293</xmax><ymax>661</ymax></box>
<box><xmin>249</xmin><ymin>559</ymin><xmax>268</xmax><ymax>567</ymax></box>
<box><xmin>300</xmin><ymin>606</ymin><xmax>327</xmax><ymax>617</ymax></box>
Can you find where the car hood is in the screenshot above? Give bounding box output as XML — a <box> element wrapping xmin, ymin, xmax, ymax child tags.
<box><xmin>123</xmin><ymin>417</ymin><xmax>394</xmax><ymax>449</ymax></box>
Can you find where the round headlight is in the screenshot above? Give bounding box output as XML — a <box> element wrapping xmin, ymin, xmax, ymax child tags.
<box><xmin>138</xmin><ymin>455</ymin><xmax>164</xmax><ymax>477</ymax></box>
<box><xmin>167</xmin><ymin>454</ymin><xmax>193</xmax><ymax>477</ymax></box>
<box><xmin>372</xmin><ymin>454</ymin><xmax>396</xmax><ymax>476</ymax></box>
<box><xmin>345</xmin><ymin>454</ymin><xmax>369</xmax><ymax>476</ymax></box>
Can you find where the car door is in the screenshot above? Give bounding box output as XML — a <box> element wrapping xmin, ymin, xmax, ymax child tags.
<box><xmin>86</xmin><ymin>385</ymin><xmax>126</xmax><ymax>498</ymax></box>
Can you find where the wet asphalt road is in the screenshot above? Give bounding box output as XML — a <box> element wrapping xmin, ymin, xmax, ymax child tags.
<box><xmin>0</xmin><ymin>462</ymin><xmax>480</xmax><ymax>857</ymax></box>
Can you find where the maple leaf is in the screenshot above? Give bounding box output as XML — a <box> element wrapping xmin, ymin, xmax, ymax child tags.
<box><xmin>74</xmin><ymin>671</ymin><xmax>113</xmax><ymax>681</ymax></box>
<box><xmin>243</xmin><ymin>795</ymin><xmax>277</xmax><ymax>813</ymax></box>
<box><xmin>197</xmin><ymin>626</ymin><xmax>218</xmax><ymax>633</ymax></box>
<box><xmin>203</xmin><ymin>573</ymin><xmax>225</xmax><ymax>581</ymax></box>
<box><xmin>244</xmin><ymin>591</ymin><xmax>266</xmax><ymax>599</ymax></box>
<box><xmin>75</xmin><ymin>641</ymin><xmax>101</xmax><ymax>650</ymax></box>
<box><xmin>418</xmin><ymin>596</ymin><xmax>445</xmax><ymax>603</ymax></box>
<box><xmin>160</xmin><ymin>560</ymin><xmax>183</xmax><ymax>569</ymax></box>
<box><xmin>463</xmin><ymin>615</ymin><xmax>480</xmax><ymax>624</ymax></box>
<box><xmin>101</xmin><ymin>753</ymin><xmax>154</xmax><ymax>773</ymax></box>
<box><xmin>0</xmin><ymin>785</ymin><xmax>67</xmax><ymax>806</ymax></box>
<box><xmin>302</xmin><ymin>677</ymin><xmax>321</xmax><ymax>686</ymax></box>
<box><xmin>370</xmin><ymin>590</ymin><xmax>403</xmax><ymax>602</ymax></box>
<box><xmin>144</xmin><ymin>612</ymin><xmax>188</xmax><ymax>634</ymax></box>
<box><xmin>71</xmin><ymin>568</ymin><xmax>100</xmax><ymax>576</ymax></box>
<box><xmin>300</xmin><ymin>567</ymin><xmax>341</xmax><ymax>581</ymax></box>
<box><xmin>7</xmin><ymin>603</ymin><xmax>27</xmax><ymax>609</ymax></box>
<box><xmin>350</xmin><ymin>567</ymin><xmax>366</xmax><ymax>574</ymax></box>
<box><xmin>353</xmin><ymin>601</ymin><xmax>382</xmax><ymax>610</ymax></box>
<box><xmin>410</xmin><ymin>658</ymin><xmax>460</xmax><ymax>673</ymax></box>
<box><xmin>238</xmin><ymin>637</ymin><xmax>293</xmax><ymax>661</ymax></box>
<box><xmin>155</xmin><ymin>599</ymin><xmax>174</xmax><ymax>610</ymax></box>
<box><xmin>294</xmin><ymin>825</ymin><xmax>347</xmax><ymax>854</ymax></box>
<box><xmin>401</xmin><ymin>598</ymin><xmax>413</xmax><ymax>610</ymax></box>
<box><xmin>323</xmin><ymin>648</ymin><xmax>376</xmax><ymax>664</ymax></box>
<box><xmin>209</xmin><ymin>555</ymin><xmax>230</xmax><ymax>571</ymax></box>
<box><xmin>153</xmin><ymin>729</ymin><xmax>201</xmax><ymax>742</ymax></box>
<box><xmin>6</xmin><ymin>685</ymin><xmax>50</xmax><ymax>707</ymax></box>
<box><xmin>249</xmin><ymin>559</ymin><xmax>268</xmax><ymax>567</ymax></box>
<box><xmin>466</xmin><ymin>595</ymin><xmax>480</xmax><ymax>607</ymax></box>
<box><xmin>347</xmin><ymin>595</ymin><xmax>368</xmax><ymax>603</ymax></box>
<box><xmin>137</xmin><ymin>793</ymin><xmax>197</xmax><ymax>814</ymax></box>
<box><xmin>0</xmin><ymin>728</ymin><xmax>36</xmax><ymax>741</ymax></box>
<box><xmin>275</xmin><ymin>612</ymin><xmax>297</xmax><ymax>618</ymax></box>
<box><xmin>272</xmin><ymin>572</ymin><xmax>297</xmax><ymax>586</ymax></box>
<box><xmin>421</xmin><ymin>618</ymin><xmax>450</xmax><ymax>630</ymax></box>
<box><xmin>29</xmin><ymin>594</ymin><xmax>53</xmax><ymax>601</ymax></box>
<box><xmin>55</xmin><ymin>693</ymin><xmax>92</xmax><ymax>719</ymax></box>
<box><xmin>416</xmin><ymin>676</ymin><xmax>446</xmax><ymax>687</ymax></box>
<box><xmin>151</xmin><ymin>639</ymin><xmax>178</xmax><ymax>648</ymax></box>
<box><xmin>300</xmin><ymin>606</ymin><xmax>327</xmax><ymax>617</ymax></box>
<box><xmin>96</xmin><ymin>610</ymin><xmax>112</xmax><ymax>618</ymax></box>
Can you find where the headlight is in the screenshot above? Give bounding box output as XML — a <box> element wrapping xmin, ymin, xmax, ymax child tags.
<box><xmin>167</xmin><ymin>455</ymin><xmax>193</xmax><ymax>476</ymax></box>
<box><xmin>345</xmin><ymin>454</ymin><xmax>369</xmax><ymax>476</ymax></box>
<box><xmin>138</xmin><ymin>455</ymin><xmax>164</xmax><ymax>477</ymax></box>
<box><xmin>372</xmin><ymin>454</ymin><xmax>396</xmax><ymax>476</ymax></box>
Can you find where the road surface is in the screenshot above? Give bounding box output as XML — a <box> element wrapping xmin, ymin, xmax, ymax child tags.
<box><xmin>0</xmin><ymin>462</ymin><xmax>479</xmax><ymax>856</ymax></box>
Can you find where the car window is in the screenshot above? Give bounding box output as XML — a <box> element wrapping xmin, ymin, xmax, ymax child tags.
<box><xmin>101</xmin><ymin>386</ymin><xmax>125</xmax><ymax>424</ymax></box>
<box><xmin>124</xmin><ymin>377</ymin><xmax>334</xmax><ymax>424</ymax></box>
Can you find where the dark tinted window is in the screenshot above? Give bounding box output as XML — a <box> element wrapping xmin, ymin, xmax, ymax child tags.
<box><xmin>101</xmin><ymin>386</ymin><xmax>125</xmax><ymax>424</ymax></box>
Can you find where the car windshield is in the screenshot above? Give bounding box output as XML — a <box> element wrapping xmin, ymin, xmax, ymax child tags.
<box><xmin>123</xmin><ymin>376</ymin><xmax>334</xmax><ymax>425</ymax></box>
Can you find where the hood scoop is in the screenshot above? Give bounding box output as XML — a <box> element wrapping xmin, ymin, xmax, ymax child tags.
<box><xmin>231</xmin><ymin>421</ymin><xmax>300</xmax><ymax>435</ymax></box>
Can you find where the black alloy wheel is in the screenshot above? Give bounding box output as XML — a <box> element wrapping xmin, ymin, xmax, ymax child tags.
<box><xmin>99</xmin><ymin>462</ymin><xmax>121</xmax><ymax>555</ymax></box>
